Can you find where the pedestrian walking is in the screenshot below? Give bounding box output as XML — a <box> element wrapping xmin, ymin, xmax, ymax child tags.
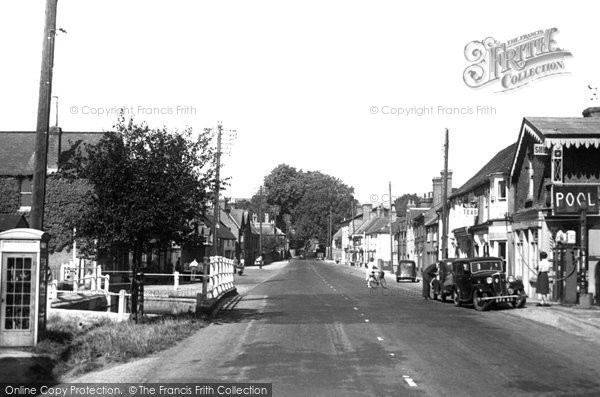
<box><xmin>422</xmin><ymin>263</ymin><xmax>437</xmax><ymax>300</ymax></box>
<box><xmin>190</xmin><ymin>258</ymin><xmax>199</xmax><ymax>281</ymax></box>
<box><xmin>536</xmin><ymin>251</ymin><xmax>551</xmax><ymax>306</ymax></box>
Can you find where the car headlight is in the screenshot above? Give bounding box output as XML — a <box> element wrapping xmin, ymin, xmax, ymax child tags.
<box><xmin>507</xmin><ymin>275</ymin><xmax>515</xmax><ymax>283</ymax></box>
<box><xmin>486</xmin><ymin>277</ymin><xmax>493</xmax><ymax>284</ymax></box>
<box><xmin>508</xmin><ymin>288</ymin><xmax>514</xmax><ymax>294</ymax></box>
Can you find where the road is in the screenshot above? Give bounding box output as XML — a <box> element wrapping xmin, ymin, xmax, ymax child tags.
<box><xmin>81</xmin><ymin>259</ymin><xmax>600</xmax><ymax>396</ymax></box>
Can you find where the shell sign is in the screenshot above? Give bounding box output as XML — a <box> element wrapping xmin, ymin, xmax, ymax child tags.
<box><xmin>553</xmin><ymin>186</ymin><xmax>599</xmax><ymax>214</ymax></box>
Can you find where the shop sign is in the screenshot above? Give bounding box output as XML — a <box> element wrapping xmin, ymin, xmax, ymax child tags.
<box><xmin>534</xmin><ymin>144</ymin><xmax>549</xmax><ymax>155</ymax></box>
<box><xmin>553</xmin><ymin>186</ymin><xmax>599</xmax><ymax>214</ymax></box>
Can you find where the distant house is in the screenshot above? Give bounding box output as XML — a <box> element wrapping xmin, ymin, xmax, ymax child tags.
<box><xmin>0</xmin><ymin>127</ymin><xmax>103</xmax><ymax>274</ymax></box>
<box><xmin>0</xmin><ymin>127</ymin><xmax>102</xmax><ymax>214</ymax></box>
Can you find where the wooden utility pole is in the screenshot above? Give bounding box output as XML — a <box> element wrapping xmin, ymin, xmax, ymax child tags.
<box><xmin>31</xmin><ymin>0</ymin><xmax>59</xmax><ymax>230</ymax></box>
<box><xmin>441</xmin><ymin>128</ymin><xmax>450</xmax><ymax>259</ymax></box>
<box><xmin>212</xmin><ymin>122</ymin><xmax>223</xmax><ymax>256</ymax></box>
<box><xmin>259</xmin><ymin>185</ymin><xmax>263</xmax><ymax>264</ymax></box>
<box><xmin>328</xmin><ymin>206</ymin><xmax>333</xmax><ymax>260</ymax></box>
<box><xmin>388</xmin><ymin>181</ymin><xmax>394</xmax><ymax>270</ymax></box>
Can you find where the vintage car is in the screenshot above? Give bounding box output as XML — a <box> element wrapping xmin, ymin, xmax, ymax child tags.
<box><xmin>396</xmin><ymin>260</ymin><xmax>418</xmax><ymax>282</ymax></box>
<box><xmin>449</xmin><ymin>257</ymin><xmax>527</xmax><ymax>311</ymax></box>
<box><xmin>430</xmin><ymin>259</ymin><xmax>454</xmax><ymax>302</ymax></box>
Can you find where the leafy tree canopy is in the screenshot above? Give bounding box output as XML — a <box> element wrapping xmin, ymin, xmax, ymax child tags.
<box><xmin>259</xmin><ymin>165</ymin><xmax>356</xmax><ymax>246</ymax></box>
<box><xmin>70</xmin><ymin>116</ymin><xmax>215</xmax><ymax>265</ymax></box>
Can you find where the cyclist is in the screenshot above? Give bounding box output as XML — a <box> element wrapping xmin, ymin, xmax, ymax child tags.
<box><xmin>365</xmin><ymin>258</ymin><xmax>385</xmax><ymax>288</ymax></box>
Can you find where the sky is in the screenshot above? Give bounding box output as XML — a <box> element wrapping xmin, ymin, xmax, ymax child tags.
<box><xmin>1</xmin><ymin>0</ymin><xmax>598</xmax><ymax>206</ymax></box>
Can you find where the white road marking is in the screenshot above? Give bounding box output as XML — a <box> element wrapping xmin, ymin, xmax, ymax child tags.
<box><xmin>353</xmin><ymin>307</ymin><xmax>358</xmax><ymax>310</ymax></box>
<box><xmin>389</xmin><ymin>353</ymin><xmax>395</xmax><ymax>357</ymax></box>
<box><xmin>360</xmin><ymin>313</ymin><xmax>364</xmax><ymax>316</ymax></box>
<box><xmin>377</xmin><ymin>337</ymin><xmax>384</xmax><ymax>341</ymax></box>
<box><xmin>403</xmin><ymin>376</ymin><xmax>417</xmax><ymax>387</ymax></box>
<box><xmin>365</xmin><ymin>319</ymin><xmax>369</xmax><ymax>323</ymax></box>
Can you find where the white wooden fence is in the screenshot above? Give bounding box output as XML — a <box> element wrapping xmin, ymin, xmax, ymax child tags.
<box><xmin>47</xmin><ymin>255</ymin><xmax>236</xmax><ymax>323</ymax></box>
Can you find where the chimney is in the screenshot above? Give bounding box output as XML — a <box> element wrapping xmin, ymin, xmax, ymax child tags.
<box><xmin>583</xmin><ymin>107</ymin><xmax>600</xmax><ymax>117</ymax></box>
<box><xmin>376</xmin><ymin>205</ymin><xmax>383</xmax><ymax>218</ymax></box>
<box><xmin>265</xmin><ymin>213</ymin><xmax>269</xmax><ymax>223</ymax></box>
<box><xmin>362</xmin><ymin>204</ymin><xmax>372</xmax><ymax>221</ymax></box>
<box><xmin>47</xmin><ymin>126</ymin><xmax>62</xmax><ymax>171</ymax></box>
<box><xmin>407</xmin><ymin>199</ymin><xmax>415</xmax><ymax>209</ymax></box>
<box><xmin>432</xmin><ymin>176</ymin><xmax>442</xmax><ymax>206</ymax></box>
<box><xmin>252</xmin><ymin>213</ymin><xmax>258</xmax><ymax>224</ymax></box>
<box><xmin>391</xmin><ymin>203</ymin><xmax>397</xmax><ymax>223</ymax></box>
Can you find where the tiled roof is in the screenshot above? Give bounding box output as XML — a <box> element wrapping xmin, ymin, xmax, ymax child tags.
<box><xmin>525</xmin><ymin>117</ymin><xmax>600</xmax><ymax>137</ymax></box>
<box><xmin>450</xmin><ymin>143</ymin><xmax>517</xmax><ymax>198</ymax></box>
<box><xmin>203</xmin><ymin>214</ymin><xmax>237</xmax><ymax>240</ymax></box>
<box><xmin>363</xmin><ymin>218</ymin><xmax>391</xmax><ymax>235</ymax></box>
<box><xmin>0</xmin><ymin>130</ymin><xmax>104</xmax><ymax>176</ymax></box>
<box><xmin>228</xmin><ymin>208</ymin><xmax>245</xmax><ymax>227</ymax></box>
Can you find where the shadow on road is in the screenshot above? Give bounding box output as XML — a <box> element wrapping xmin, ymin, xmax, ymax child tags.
<box><xmin>211</xmin><ymin>308</ymin><xmax>285</xmax><ymax>325</ymax></box>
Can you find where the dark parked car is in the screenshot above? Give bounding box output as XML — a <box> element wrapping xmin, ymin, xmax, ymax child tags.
<box><xmin>430</xmin><ymin>260</ymin><xmax>454</xmax><ymax>301</ymax></box>
<box><xmin>396</xmin><ymin>260</ymin><xmax>418</xmax><ymax>282</ymax></box>
<box><xmin>449</xmin><ymin>257</ymin><xmax>526</xmax><ymax>311</ymax></box>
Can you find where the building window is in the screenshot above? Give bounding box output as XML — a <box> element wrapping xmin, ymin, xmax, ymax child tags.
<box><xmin>498</xmin><ymin>241</ymin><xmax>506</xmax><ymax>260</ymax></box>
<box><xmin>527</xmin><ymin>158</ymin><xmax>534</xmax><ymax>200</ymax></box>
<box><xmin>498</xmin><ymin>180</ymin><xmax>507</xmax><ymax>201</ymax></box>
<box><xmin>19</xmin><ymin>178</ymin><xmax>32</xmax><ymax>210</ymax></box>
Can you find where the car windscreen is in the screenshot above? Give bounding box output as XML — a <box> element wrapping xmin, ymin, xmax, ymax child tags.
<box><xmin>470</xmin><ymin>260</ymin><xmax>503</xmax><ymax>273</ymax></box>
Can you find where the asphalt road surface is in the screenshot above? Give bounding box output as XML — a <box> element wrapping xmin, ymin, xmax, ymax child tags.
<box><xmin>133</xmin><ymin>259</ymin><xmax>600</xmax><ymax>396</ymax></box>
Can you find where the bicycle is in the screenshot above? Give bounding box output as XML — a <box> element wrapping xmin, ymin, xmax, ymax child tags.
<box><xmin>367</xmin><ymin>270</ymin><xmax>387</xmax><ymax>289</ymax></box>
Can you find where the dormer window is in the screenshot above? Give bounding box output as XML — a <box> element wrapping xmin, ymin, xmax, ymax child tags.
<box><xmin>527</xmin><ymin>157</ymin><xmax>534</xmax><ymax>201</ymax></box>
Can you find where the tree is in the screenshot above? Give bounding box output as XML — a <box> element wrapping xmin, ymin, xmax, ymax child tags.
<box><xmin>259</xmin><ymin>165</ymin><xmax>355</xmax><ymax>247</ymax></box>
<box><xmin>394</xmin><ymin>194</ymin><xmax>423</xmax><ymax>216</ymax></box>
<box><xmin>78</xmin><ymin>116</ymin><xmax>214</xmax><ymax>257</ymax></box>
<box><xmin>71</xmin><ymin>116</ymin><xmax>215</xmax><ymax>319</ymax></box>
<box><xmin>291</xmin><ymin>171</ymin><xmax>354</xmax><ymax>244</ymax></box>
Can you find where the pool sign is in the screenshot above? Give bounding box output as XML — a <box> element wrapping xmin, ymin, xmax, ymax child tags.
<box><xmin>553</xmin><ymin>186</ymin><xmax>599</xmax><ymax>214</ymax></box>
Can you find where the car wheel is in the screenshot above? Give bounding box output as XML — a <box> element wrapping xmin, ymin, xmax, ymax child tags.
<box><xmin>473</xmin><ymin>290</ymin><xmax>491</xmax><ymax>311</ymax></box>
<box><xmin>453</xmin><ymin>288</ymin><xmax>461</xmax><ymax>307</ymax></box>
<box><xmin>397</xmin><ymin>277</ymin><xmax>401</xmax><ymax>283</ymax></box>
<box><xmin>440</xmin><ymin>293</ymin><xmax>447</xmax><ymax>303</ymax></box>
<box><xmin>512</xmin><ymin>291</ymin><xmax>527</xmax><ymax>309</ymax></box>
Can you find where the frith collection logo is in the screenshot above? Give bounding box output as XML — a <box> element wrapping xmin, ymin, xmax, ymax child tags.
<box><xmin>463</xmin><ymin>28</ymin><xmax>572</xmax><ymax>92</ymax></box>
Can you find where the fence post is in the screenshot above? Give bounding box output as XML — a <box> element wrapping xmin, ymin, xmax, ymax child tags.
<box><xmin>202</xmin><ymin>259</ymin><xmax>208</xmax><ymax>298</ymax></box>
<box><xmin>174</xmin><ymin>271</ymin><xmax>179</xmax><ymax>291</ymax></box>
<box><xmin>118</xmin><ymin>289</ymin><xmax>126</xmax><ymax>321</ymax></box>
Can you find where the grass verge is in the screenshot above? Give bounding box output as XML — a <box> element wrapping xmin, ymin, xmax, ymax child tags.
<box><xmin>32</xmin><ymin>313</ymin><xmax>206</xmax><ymax>378</ymax></box>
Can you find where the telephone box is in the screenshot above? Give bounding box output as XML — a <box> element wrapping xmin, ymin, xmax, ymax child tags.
<box><xmin>0</xmin><ymin>228</ymin><xmax>50</xmax><ymax>346</ymax></box>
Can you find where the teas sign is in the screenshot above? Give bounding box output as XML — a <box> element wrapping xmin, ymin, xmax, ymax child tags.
<box><xmin>554</xmin><ymin>186</ymin><xmax>599</xmax><ymax>214</ymax></box>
